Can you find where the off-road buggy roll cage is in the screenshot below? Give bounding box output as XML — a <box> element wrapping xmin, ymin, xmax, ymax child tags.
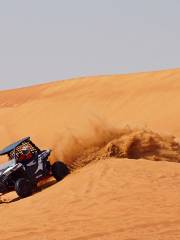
<box><xmin>0</xmin><ymin>137</ymin><xmax>40</xmax><ymax>161</ymax></box>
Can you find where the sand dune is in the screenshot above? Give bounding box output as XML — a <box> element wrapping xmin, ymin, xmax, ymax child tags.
<box><xmin>1</xmin><ymin>159</ymin><xmax>180</xmax><ymax>240</ymax></box>
<box><xmin>0</xmin><ymin>68</ymin><xmax>180</xmax><ymax>239</ymax></box>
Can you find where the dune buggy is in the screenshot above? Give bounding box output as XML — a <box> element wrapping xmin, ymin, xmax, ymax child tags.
<box><xmin>0</xmin><ymin>137</ymin><xmax>69</xmax><ymax>198</ymax></box>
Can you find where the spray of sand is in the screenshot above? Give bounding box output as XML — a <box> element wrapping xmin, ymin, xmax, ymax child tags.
<box><xmin>50</xmin><ymin>124</ymin><xmax>180</xmax><ymax>171</ymax></box>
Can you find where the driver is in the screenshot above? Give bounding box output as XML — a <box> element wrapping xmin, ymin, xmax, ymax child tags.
<box><xmin>19</xmin><ymin>145</ymin><xmax>33</xmax><ymax>162</ymax></box>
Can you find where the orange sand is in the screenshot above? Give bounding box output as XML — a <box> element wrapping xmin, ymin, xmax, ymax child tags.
<box><xmin>0</xmin><ymin>68</ymin><xmax>180</xmax><ymax>239</ymax></box>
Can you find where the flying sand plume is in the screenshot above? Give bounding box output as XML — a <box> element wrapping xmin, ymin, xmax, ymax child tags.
<box><xmin>50</xmin><ymin>123</ymin><xmax>180</xmax><ymax>171</ymax></box>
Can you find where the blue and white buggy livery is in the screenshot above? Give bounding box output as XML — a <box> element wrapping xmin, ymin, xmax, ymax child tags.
<box><xmin>0</xmin><ymin>137</ymin><xmax>69</xmax><ymax>198</ymax></box>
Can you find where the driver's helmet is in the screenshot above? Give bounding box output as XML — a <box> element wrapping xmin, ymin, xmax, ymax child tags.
<box><xmin>19</xmin><ymin>145</ymin><xmax>32</xmax><ymax>161</ymax></box>
<box><xmin>21</xmin><ymin>145</ymin><xmax>30</xmax><ymax>155</ymax></box>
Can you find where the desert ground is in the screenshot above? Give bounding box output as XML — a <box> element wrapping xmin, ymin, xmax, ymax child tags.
<box><xmin>0</xmin><ymin>68</ymin><xmax>180</xmax><ymax>239</ymax></box>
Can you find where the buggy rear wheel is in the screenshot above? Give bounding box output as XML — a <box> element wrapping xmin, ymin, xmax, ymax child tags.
<box><xmin>51</xmin><ymin>161</ymin><xmax>69</xmax><ymax>182</ymax></box>
<box><xmin>15</xmin><ymin>178</ymin><xmax>33</xmax><ymax>198</ymax></box>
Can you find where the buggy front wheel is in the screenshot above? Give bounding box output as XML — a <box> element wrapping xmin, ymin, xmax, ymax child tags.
<box><xmin>15</xmin><ymin>178</ymin><xmax>33</xmax><ymax>198</ymax></box>
<box><xmin>51</xmin><ymin>161</ymin><xmax>69</xmax><ymax>182</ymax></box>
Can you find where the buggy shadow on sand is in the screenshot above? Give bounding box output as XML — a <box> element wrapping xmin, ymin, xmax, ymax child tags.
<box><xmin>0</xmin><ymin>137</ymin><xmax>69</xmax><ymax>198</ymax></box>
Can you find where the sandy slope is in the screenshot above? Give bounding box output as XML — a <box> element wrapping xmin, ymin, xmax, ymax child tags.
<box><xmin>1</xmin><ymin>159</ymin><xmax>180</xmax><ymax>240</ymax></box>
<box><xmin>0</xmin><ymin>68</ymin><xmax>180</xmax><ymax>239</ymax></box>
